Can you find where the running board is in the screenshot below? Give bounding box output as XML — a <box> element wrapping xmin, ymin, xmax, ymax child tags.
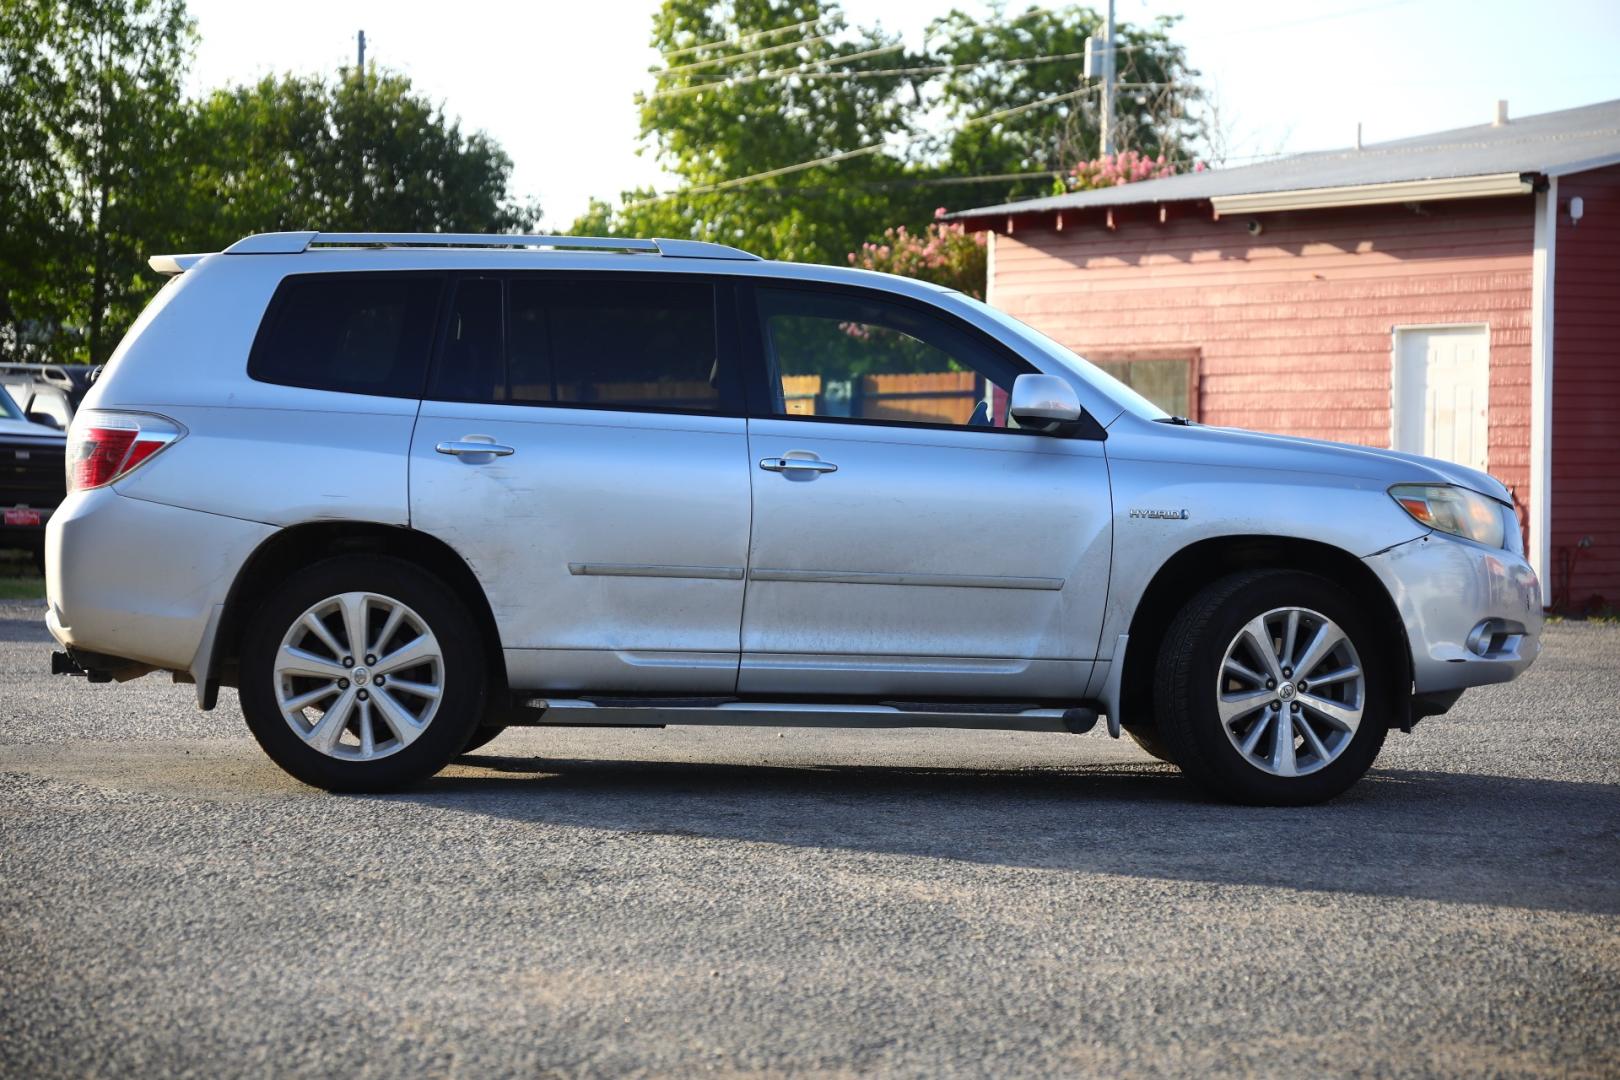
<box><xmin>515</xmin><ymin>698</ymin><xmax>1099</xmax><ymax>734</ymax></box>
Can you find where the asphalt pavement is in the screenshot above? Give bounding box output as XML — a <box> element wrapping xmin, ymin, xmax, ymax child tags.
<box><xmin>2</xmin><ymin>598</ymin><xmax>1617</xmax><ymax>1077</ymax></box>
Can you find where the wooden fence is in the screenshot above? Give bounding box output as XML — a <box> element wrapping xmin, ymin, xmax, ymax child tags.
<box><xmin>780</xmin><ymin>370</ymin><xmax>983</xmax><ymax>425</ymax></box>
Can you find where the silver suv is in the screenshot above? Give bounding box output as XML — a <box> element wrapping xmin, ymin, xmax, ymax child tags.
<box><xmin>46</xmin><ymin>231</ymin><xmax>1542</xmax><ymax>804</ymax></box>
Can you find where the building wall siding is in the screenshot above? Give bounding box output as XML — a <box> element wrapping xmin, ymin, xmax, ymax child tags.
<box><xmin>1552</xmin><ymin>164</ymin><xmax>1620</xmax><ymax>607</ymax></box>
<box><xmin>989</xmin><ymin>196</ymin><xmax>1535</xmax><ymax>535</ymax></box>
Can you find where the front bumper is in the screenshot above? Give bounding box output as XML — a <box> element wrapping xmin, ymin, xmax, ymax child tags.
<box><xmin>46</xmin><ymin>488</ymin><xmax>274</xmax><ymax>676</ymax></box>
<box><xmin>1363</xmin><ymin>532</ymin><xmax>1542</xmax><ymax>694</ymax></box>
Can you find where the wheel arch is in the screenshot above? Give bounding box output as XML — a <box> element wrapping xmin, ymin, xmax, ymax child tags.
<box><xmin>204</xmin><ymin>521</ymin><xmax>507</xmax><ymax>708</ymax></box>
<box><xmin>1118</xmin><ymin>535</ymin><xmax>1414</xmax><ymax>734</ymax></box>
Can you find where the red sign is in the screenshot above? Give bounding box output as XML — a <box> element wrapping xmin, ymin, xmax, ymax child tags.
<box><xmin>3</xmin><ymin>508</ymin><xmax>42</xmax><ymax>527</ymax></box>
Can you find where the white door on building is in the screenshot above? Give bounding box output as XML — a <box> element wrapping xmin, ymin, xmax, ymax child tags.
<box><xmin>1393</xmin><ymin>325</ymin><xmax>1490</xmax><ymax>471</ymax></box>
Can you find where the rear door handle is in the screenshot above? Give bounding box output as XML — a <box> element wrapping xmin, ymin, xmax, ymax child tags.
<box><xmin>436</xmin><ymin>439</ymin><xmax>515</xmax><ymax>458</ymax></box>
<box><xmin>759</xmin><ymin>456</ymin><xmax>837</xmax><ymax>474</ymax></box>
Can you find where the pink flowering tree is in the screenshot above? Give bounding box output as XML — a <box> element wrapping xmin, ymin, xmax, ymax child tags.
<box><xmin>847</xmin><ymin>210</ymin><xmax>989</xmax><ymax>299</ymax></box>
<box><xmin>1067</xmin><ymin>150</ymin><xmax>1204</xmax><ymax>191</ymax></box>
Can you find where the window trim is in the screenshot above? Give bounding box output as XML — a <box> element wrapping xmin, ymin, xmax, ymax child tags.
<box><xmin>736</xmin><ymin>279</ymin><xmax>1105</xmax><ymax>441</ymax></box>
<box><xmin>246</xmin><ymin>271</ymin><xmax>450</xmax><ymax>400</ymax></box>
<box><xmin>422</xmin><ymin>270</ymin><xmax>747</xmax><ymax>419</ymax></box>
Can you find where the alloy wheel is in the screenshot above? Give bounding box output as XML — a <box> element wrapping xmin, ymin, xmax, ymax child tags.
<box><xmin>1215</xmin><ymin>606</ymin><xmax>1365</xmax><ymax>777</ymax></box>
<box><xmin>272</xmin><ymin>591</ymin><xmax>445</xmax><ymax>761</ymax></box>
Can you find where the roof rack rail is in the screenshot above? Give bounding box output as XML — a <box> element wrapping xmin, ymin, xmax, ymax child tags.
<box><xmin>219</xmin><ymin>231</ymin><xmax>762</xmax><ymax>261</ymax></box>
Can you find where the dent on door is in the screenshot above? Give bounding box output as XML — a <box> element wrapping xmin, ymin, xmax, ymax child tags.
<box><xmin>410</xmin><ymin>405</ymin><xmax>753</xmax><ymax>693</ymax></box>
<box><xmin>738</xmin><ymin>419</ymin><xmax>1112</xmax><ymax>699</ymax></box>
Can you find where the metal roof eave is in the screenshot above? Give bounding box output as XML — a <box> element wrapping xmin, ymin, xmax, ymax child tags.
<box><xmin>1543</xmin><ymin>149</ymin><xmax>1620</xmax><ymax>177</ymax></box>
<box><xmin>1207</xmin><ymin>172</ymin><xmax>1535</xmax><ymax>214</ymax></box>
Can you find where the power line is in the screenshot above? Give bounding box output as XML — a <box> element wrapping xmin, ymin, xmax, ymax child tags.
<box><xmin>660</xmin><ymin>17</ymin><xmax>823</xmax><ymax>61</ymax></box>
<box><xmin>964</xmin><ymin>85</ymin><xmax>1097</xmax><ymax>128</ymax></box>
<box><xmin>648</xmin><ymin>48</ymin><xmax>1092</xmax><ymax>101</ymax></box>
<box><xmin>622</xmin><ymin>144</ymin><xmax>886</xmax><ymax>210</ymax></box>
<box><xmin>627</xmin><ymin>81</ymin><xmax>1115</xmax><ymax>210</ymax></box>
<box><xmin>714</xmin><ymin>170</ymin><xmax>1070</xmax><ymax>196</ymax></box>
<box><xmin>623</xmin><ymin>0</ymin><xmax>1404</xmax><ymax>210</ymax></box>
<box><xmin>650</xmin><ymin>41</ymin><xmax>907</xmax><ymax>98</ymax></box>
<box><xmin>658</xmin><ymin>29</ymin><xmax>846</xmax><ymax>78</ymax></box>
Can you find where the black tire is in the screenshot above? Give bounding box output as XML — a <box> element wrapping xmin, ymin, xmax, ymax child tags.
<box><xmin>460</xmin><ymin>725</ymin><xmax>508</xmax><ymax>754</ymax></box>
<box><xmin>1153</xmin><ymin>569</ymin><xmax>1388</xmax><ymax>806</ymax></box>
<box><xmin>1124</xmin><ymin>724</ymin><xmax>1177</xmax><ymax>764</ymax></box>
<box><xmin>240</xmin><ymin>555</ymin><xmax>487</xmax><ymax>792</ymax></box>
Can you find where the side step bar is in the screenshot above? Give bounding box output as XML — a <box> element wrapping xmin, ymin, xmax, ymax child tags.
<box><xmin>515</xmin><ymin>697</ymin><xmax>1099</xmax><ymax>735</ymax></box>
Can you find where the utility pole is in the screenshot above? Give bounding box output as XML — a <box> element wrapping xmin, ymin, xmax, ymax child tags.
<box><xmin>1100</xmin><ymin>0</ymin><xmax>1116</xmax><ymax>156</ymax></box>
<box><xmin>356</xmin><ymin>29</ymin><xmax>366</xmax><ymax>75</ymax></box>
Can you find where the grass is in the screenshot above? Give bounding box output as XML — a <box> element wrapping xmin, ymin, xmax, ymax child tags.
<box><xmin>0</xmin><ymin>550</ymin><xmax>45</xmax><ymax>601</ymax></box>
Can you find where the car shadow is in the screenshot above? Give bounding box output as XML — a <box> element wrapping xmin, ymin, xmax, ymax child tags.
<box><xmin>385</xmin><ymin>751</ymin><xmax>1620</xmax><ymax>916</ymax></box>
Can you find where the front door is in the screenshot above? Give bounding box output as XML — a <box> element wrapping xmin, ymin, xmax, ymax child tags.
<box><xmin>1393</xmin><ymin>325</ymin><xmax>1490</xmax><ymax>471</ymax></box>
<box><xmin>737</xmin><ymin>284</ymin><xmax>1113</xmax><ymax>700</ymax></box>
<box><xmin>410</xmin><ymin>272</ymin><xmax>751</xmax><ymax>693</ymax></box>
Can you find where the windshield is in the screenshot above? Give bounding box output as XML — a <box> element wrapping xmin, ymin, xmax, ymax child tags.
<box><xmin>0</xmin><ymin>385</ymin><xmax>24</xmax><ymax>421</ymax></box>
<box><xmin>952</xmin><ymin>294</ymin><xmax>1170</xmax><ymax>421</ymax></box>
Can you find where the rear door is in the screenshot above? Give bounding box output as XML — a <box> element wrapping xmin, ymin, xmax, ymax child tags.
<box><xmin>736</xmin><ymin>283</ymin><xmax>1113</xmax><ymax>700</ymax></box>
<box><xmin>409</xmin><ymin>272</ymin><xmax>752</xmax><ymax>694</ymax></box>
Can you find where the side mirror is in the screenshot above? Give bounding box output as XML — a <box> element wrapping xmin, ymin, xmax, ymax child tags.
<box><xmin>1009</xmin><ymin>373</ymin><xmax>1083</xmax><ymax>433</ymax></box>
<box><xmin>26</xmin><ymin>409</ymin><xmax>63</xmax><ymax>430</ymax></box>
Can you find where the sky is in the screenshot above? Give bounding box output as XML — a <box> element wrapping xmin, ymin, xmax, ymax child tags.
<box><xmin>184</xmin><ymin>0</ymin><xmax>1620</xmax><ymax>227</ymax></box>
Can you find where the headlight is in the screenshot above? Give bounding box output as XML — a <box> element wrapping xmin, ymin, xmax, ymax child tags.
<box><xmin>1389</xmin><ymin>484</ymin><xmax>1506</xmax><ymax>548</ymax></box>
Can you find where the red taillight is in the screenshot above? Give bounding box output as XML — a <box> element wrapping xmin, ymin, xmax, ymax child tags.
<box><xmin>66</xmin><ymin>412</ymin><xmax>184</xmax><ymax>493</ymax></box>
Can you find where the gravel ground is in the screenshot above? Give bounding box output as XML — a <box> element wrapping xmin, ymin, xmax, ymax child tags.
<box><xmin>2</xmin><ymin>598</ymin><xmax>1617</xmax><ymax>1078</ymax></box>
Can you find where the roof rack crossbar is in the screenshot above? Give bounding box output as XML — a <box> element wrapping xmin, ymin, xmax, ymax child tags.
<box><xmin>202</xmin><ymin>231</ymin><xmax>763</xmax><ymax>267</ymax></box>
<box><xmin>299</xmin><ymin>232</ymin><xmax>762</xmax><ymax>261</ymax></box>
<box><xmin>308</xmin><ymin>232</ymin><xmax>663</xmax><ymax>254</ymax></box>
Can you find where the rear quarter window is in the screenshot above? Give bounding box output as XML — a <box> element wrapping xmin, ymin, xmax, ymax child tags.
<box><xmin>248</xmin><ymin>273</ymin><xmax>445</xmax><ymax>398</ymax></box>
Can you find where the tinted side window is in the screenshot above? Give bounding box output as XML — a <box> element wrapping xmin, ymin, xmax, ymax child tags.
<box><xmin>755</xmin><ymin>287</ymin><xmax>1032</xmax><ymax>429</ymax></box>
<box><xmin>433</xmin><ymin>279</ymin><xmax>503</xmax><ymax>403</ymax></box>
<box><xmin>249</xmin><ymin>273</ymin><xmax>444</xmax><ymax>398</ymax></box>
<box><xmin>513</xmin><ymin>279</ymin><xmax>721</xmax><ymax>410</ymax></box>
<box><xmin>428</xmin><ymin>276</ymin><xmax>725</xmax><ymax>413</ymax></box>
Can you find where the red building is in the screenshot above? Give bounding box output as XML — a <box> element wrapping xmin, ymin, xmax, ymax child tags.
<box><xmin>952</xmin><ymin>100</ymin><xmax>1620</xmax><ymax>612</ymax></box>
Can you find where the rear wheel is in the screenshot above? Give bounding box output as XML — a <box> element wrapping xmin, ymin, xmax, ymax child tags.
<box><xmin>240</xmin><ymin>556</ymin><xmax>487</xmax><ymax>792</ymax></box>
<box><xmin>1154</xmin><ymin>569</ymin><xmax>1387</xmax><ymax>805</ymax></box>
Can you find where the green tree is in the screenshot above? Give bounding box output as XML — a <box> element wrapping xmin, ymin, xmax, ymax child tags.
<box><xmin>927</xmin><ymin>5</ymin><xmax>1201</xmax><ymax>210</ymax></box>
<box><xmin>578</xmin><ymin>1</ymin><xmax>1201</xmax><ymax>265</ymax></box>
<box><xmin>0</xmin><ymin>0</ymin><xmax>193</xmax><ymax>364</ymax></box>
<box><xmin>574</xmin><ymin>0</ymin><xmax>935</xmax><ymax>264</ymax></box>
<box><xmin>185</xmin><ymin>68</ymin><xmax>540</xmax><ymax>246</ymax></box>
<box><xmin>1</xmin><ymin>1</ymin><xmax>538</xmax><ymax>364</ymax></box>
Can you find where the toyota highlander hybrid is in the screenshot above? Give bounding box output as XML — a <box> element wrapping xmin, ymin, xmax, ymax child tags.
<box><xmin>45</xmin><ymin>231</ymin><xmax>1542</xmax><ymax>804</ymax></box>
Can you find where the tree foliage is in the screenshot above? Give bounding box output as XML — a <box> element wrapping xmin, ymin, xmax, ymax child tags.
<box><xmin>0</xmin><ymin>0</ymin><xmax>537</xmax><ymax>364</ymax></box>
<box><xmin>576</xmin><ymin>1</ymin><xmax>1202</xmax><ymax>265</ymax></box>
<box><xmin>577</xmin><ymin>0</ymin><xmax>931</xmax><ymax>266</ymax></box>
<box><xmin>927</xmin><ymin>6</ymin><xmax>1200</xmax><ymax>210</ymax></box>
<box><xmin>1</xmin><ymin>0</ymin><xmax>193</xmax><ymax>364</ymax></box>
<box><xmin>849</xmin><ymin>215</ymin><xmax>988</xmax><ymax>298</ymax></box>
<box><xmin>186</xmin><ymin>70</ymin><xmax>539</xmax><ymax>244</ymax></box>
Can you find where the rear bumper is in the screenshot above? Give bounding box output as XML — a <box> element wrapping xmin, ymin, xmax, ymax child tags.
<box><xmin>46</xmin><ymin>489</ymin><xmax>274</xmax><ymax>675</ymax></box>
<box><xmin>1363</xmin><ymin>532</ymin><xmax>1542</xmax><ymax>694</ymax></box>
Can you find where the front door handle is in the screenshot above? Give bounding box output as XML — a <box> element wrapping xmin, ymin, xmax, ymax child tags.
<box><xmin>436</xmin><ymin>439</ymin><xmax>516</xmax><ymax>458</ymax></box>
<box><xmin>759</xmin><ymin>456</ymin><xmax>837</xmax><ymax>474</ymax></box>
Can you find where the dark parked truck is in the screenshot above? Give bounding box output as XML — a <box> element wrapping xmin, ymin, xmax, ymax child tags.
<box><xmin>0</xmin><ymin>385</ymin><xmax>67</xmax><ymax>570</ymax></box>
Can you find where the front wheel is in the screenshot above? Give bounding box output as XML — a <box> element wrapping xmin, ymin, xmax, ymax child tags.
<box><xmin>239</xmin><ymin>555</ymin><xmax>487</xmax><ymax>792</ymax></box>
<box><xmin>461</xmin><ymin>725</ymin><xmax>508</xmax><ymax>754</ymax></box>
<box><xmin>1153</xmin><ymin>569</ymin><xmax>1387</xmax><ymax>805</ymax></box>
